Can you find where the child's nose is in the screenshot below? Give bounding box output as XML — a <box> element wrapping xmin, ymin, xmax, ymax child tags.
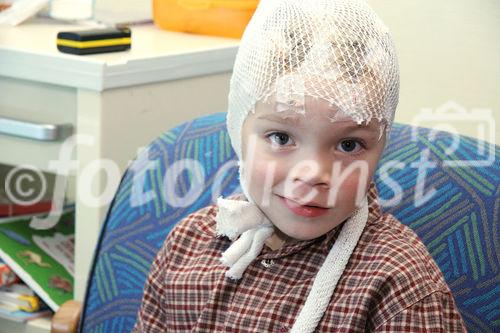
<box><xmin>290</xmin><ymin>156</ymin><xmax>331</xmax><ymax>189</ymax></box>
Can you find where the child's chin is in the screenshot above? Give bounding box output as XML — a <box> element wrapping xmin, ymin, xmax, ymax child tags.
<box><xmin>280</xmin><ymin>228</ymin><xmax>325</xmax><ymax>242</ymax></box>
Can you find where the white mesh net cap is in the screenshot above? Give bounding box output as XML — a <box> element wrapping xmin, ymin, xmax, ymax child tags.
<box><xmin>227</xmin><ymin>0</ymin><xmax>400</xmax><ymax>159</ymax></box>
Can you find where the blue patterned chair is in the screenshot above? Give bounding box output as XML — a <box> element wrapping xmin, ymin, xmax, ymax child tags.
<box><xmin>69</xmin><ymin>113</ymin><xmax>498</xmax><ymax>332</ymax></box>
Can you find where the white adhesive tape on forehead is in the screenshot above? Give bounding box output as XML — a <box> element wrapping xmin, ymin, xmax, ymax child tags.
<box><xmin>227</xmin><ymin>0</ymin><xmax>400</xmax><ymax>161</ymax></box>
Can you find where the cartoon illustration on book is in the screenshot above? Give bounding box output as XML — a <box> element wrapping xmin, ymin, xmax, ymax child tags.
<box><xmin>17</xmin><ymin>250</ymin><xmax>51</xmax><ymax>268</ymax></box>
<box><xmin>33</xmin><ymin>233</ymin><xmax>74</xmax><ymax>275</ymax></box>
<box><xmin>49</xmin><ymin>275</ymin><xmax>72</xmax><ymax>294</ymax></box>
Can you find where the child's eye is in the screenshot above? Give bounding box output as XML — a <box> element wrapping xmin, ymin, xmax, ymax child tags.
<box><xmin>267</xmin><ymin>132</ymin><xmax>294</xmax><ymax>146</ymax></box>
<box><xmin>337</xmin><ymin>139</ymin><xmax>363</xmax><ymax>153</ymax></box>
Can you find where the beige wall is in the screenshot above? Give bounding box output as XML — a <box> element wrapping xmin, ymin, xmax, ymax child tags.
<box><xmin>368</xmin><ymin>0</ymin><xmax>499</xmax><ymax>144</ymax></box>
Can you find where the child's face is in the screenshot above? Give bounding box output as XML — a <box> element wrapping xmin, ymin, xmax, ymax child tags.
<box><xmin>241</xmin><ymin>96</ymin><xmax>386</xmax><ymax>241</ymax></box>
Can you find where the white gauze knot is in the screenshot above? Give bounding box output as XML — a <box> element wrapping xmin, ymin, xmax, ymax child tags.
<box><xmin>216</xmin><ymin>197</ymin><xmax>274</xmax><ymax>280</ymax></box>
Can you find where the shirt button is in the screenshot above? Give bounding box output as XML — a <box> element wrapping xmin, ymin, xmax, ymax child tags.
<box><xmin>261</xmin><ymin>259</ymin><xmax>274</xmax><ymax>268</ymax></box>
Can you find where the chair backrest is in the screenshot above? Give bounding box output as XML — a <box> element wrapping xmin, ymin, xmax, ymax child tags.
<box><xmin>80</xmin><ymin>113</ymin><xmax>499</xmax><ymax>333</ymax></box>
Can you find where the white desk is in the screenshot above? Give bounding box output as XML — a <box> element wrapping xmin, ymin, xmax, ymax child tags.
<box><xmin>0</xmin><ymin>18</ymin><xmax>238</xmax><ymax>321</ymax></box>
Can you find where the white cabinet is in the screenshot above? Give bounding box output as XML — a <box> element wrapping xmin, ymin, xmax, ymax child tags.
<box><xmin>0</xmin><ymin>18</ymin><xmax>238</xmax><ymax>331</ymax></box>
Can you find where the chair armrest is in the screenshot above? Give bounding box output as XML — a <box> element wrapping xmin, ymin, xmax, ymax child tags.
<box><xmin>51</xmin><ymin>300</ymin><xmax>83</xmax><ymax>333</ymax></box>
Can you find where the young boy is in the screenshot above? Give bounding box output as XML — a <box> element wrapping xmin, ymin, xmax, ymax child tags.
<box><xmin>133</xmin><ymin>0</ymin><xmax>466</xmax><ymax>331</ymax></box>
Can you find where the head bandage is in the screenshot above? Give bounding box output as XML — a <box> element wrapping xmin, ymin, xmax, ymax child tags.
<box><xmin>227</xmin><ymin>0</ymin><xmax>400</xmax><ymax>160</ymax></box>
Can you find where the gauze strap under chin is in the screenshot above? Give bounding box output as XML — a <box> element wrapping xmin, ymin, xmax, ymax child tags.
<box><xmin>290</xmin><ymin>197</ymin><xmax>368</xmax><ymax>333</ymax></box>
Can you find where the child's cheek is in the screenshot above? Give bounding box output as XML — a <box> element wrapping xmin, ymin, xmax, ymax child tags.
<box><xmin>332</xmin><ymin>161</ymin><xmax>376</xmax><ymax>196</ymax></box>
<box><xmin>334</xmin><ymin>164</ymin><xmax>372</xmax><ymax>198</ymax></box>
<box><xmin>246</xmin><ymin>154</ymin><xmax>286</xmax><ymax>196</ymax></box>
<box><xmin>251</xmin><ymin>159</ymin><xmax>275</xmax><ymax>187</ymax></box>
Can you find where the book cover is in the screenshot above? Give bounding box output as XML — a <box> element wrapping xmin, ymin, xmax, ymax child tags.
<box><xmin>0</xmin><ymin>302</ymin><xmax>51</xmax><ymax>322</ymax></box>
<box><xmin>0</xmin><ymin>259</ymin><xmax>20</xmax><ymax>287</ymax></box>
<box><xmin>0</xmin><ymin>209</ymin><xmax>74</xmax><ymax>312</ymax></box>
<box><xmin>0</xmin><ymin>289</ymin><xmax>40</xmax><ymax>312</ymax></box>
<box><xmin>0</xmin><ymin>282</ymin><xmax>51</xmax><ymax>321</ymax></box>
<box><xmin>0</xmin><ymin>186</ymin><xmax>53</xmax><ymax>217</ymax></box>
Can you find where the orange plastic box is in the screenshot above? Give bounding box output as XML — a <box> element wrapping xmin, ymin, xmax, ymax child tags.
<box><xmin>153</xmin><ymin>0</ymin><xmax>259</xmax><ymax>39</ymax></box>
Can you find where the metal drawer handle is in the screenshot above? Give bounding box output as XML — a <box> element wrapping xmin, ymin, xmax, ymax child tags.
<box><xmin>0</xmin><ymin>117</ymin><xmax>73</xmax><ymax>142</ymax></box>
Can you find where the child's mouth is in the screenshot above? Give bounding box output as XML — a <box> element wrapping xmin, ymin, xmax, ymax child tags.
<box><xmin>279</xmin><ymin>196</ymin><xmax>330</xmax><ymax>218</ymax></box>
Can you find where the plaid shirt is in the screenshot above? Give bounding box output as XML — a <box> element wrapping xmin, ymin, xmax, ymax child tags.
<box><xmin>133</xmin><ymin>185</ymin><xmax>466</xmax><ymax>332</ymax></box>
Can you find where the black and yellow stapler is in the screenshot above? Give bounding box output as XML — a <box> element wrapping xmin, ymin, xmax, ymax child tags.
<box><xmin>57</xmin><ymin>27</ymin><xmax>131</xmax><ymax>55</ymax></box>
